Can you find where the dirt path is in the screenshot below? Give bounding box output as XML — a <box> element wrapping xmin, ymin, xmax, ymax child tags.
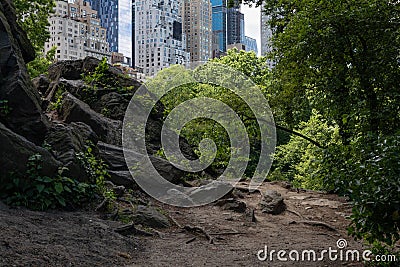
<box><xmin>0</xmin><ymin>182</ymin><xmax>366</xmax><ymax>266</ymax></box>
<box><xmin>131</xmin><ymin>182</ymin><xmax>365</xmax><ymax>266</ymax></box>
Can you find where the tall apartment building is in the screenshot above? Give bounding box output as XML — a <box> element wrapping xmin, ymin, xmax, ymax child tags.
<box><xmin>211</xmin><ymin>0</ymin><xmax>227</xmax><ymax>53</ymax></box>
<box><xmin>45</xmin><ymin>0</ymin><xmax>111</xmax><ymax>62</ymax></box>
<box><xmin>182</xmin><ymin>0</ymin><xmax>213</xmax><ymax>62</ymax></box>
<box><xmin>244</xmin><ymin>36</ymin><xmax>258</xmax><ymax>54</ymax></box>
<box><xmin>227</xmin><ymin>3</ymin><xmax>244</xmax><ymax>45</ymax></box>
<box><xmin>132</xmin><ymin>0</ymin><xmax>190</xmax><ymax>76</ymax></box>
<box><xmin>260</xmin><ymin>7</ymin><xmax>273</xmax><ymax>55</ymax></box>
<box><xmin>88</xmin><ymin>0</ymin><xmax>132</xmax><ymax>65</ymax></box>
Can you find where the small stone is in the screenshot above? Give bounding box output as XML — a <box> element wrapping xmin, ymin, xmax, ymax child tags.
<box><xmin>259</xmin><ymin>190</ymin><xmax>286</xmax><ymax>215</ymax></box>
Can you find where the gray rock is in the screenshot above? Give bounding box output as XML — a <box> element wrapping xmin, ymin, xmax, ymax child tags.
<box><xmin>112</xmin><ymin>185</ymin><xmax>125</xmax><ymax>197</ymax></box>
<box><xmin>59</xmin><ymin>93</ymin><xmax>122</xmax><ymax>145</ymax></box>
<box><xmin>131</xmin><ymin>205</ymin><xmax>170</xmax><ymax>229</ymax></box>
<box><xmin>97</xmin><ymin>141</ymin><xmax>185</xmax><ymax>185</ymax></box>
<box><xmin>47</xmin><ymin>57</ymin><xmax>126</xmax><ymax>82</ymax></box>
<box><xmin>215</xmin><ymin>198</ymin><xmax>247</xmax><ymax>213</ymax></box>
<box><xmin>0</xmin><ymin>122</ymin><xmax>61</xmax><ymax>180</ymax></box>
<box><xmin>108</xmin><ymin>170</ymin><xmax>136</xmax><ymax>188</ymax></box>
<box><xmin>188</xmin><ymin>181</ymin><xmax>234</xmax><ymax>204</ymax></box>
<box><xmin>259</xmin><ymin>190</ymin><xmax>286</xmax><ymax>215</ymax></box>
<box><xmin>0</xmin><ymin>0</ymin><xmax>50</xmax><ymax>145</ymax></box>
<box><xmin>91</xmin><ymin>92</ymin><xmax>129</xmax><ymax>120</ymax></box>
<box><xmin>161</xmin><ymin>189</ymin><xmax>195</xmax><ymax>206</ymax></box>
<box><xmin>32</xmin><ymin>74</ymin><xmax>51</xmax><ymax>96</ymax></box>
<box><xmin>44</xmin><ymin>122</ymin><xmax>98</xmax><ymax>182</ymax></box>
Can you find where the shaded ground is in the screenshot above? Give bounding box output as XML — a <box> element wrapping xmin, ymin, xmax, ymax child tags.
<box><xmin>1</xmin><ymin>182</ymin><xmax>367</xmax><ymax>266</ymax></box>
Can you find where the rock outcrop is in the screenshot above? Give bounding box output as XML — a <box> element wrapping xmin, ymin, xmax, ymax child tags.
<box><xmin>0</xmin><ymin>0</ymin><xmax>197</xmax><ymax>195</ymax></box>
<box><xmin>0</xmin><ymin>122</ymin><xmax>61</xmax><ymax>179</ymax></box>
<box><xmin>0</xmin><ymin>0</ymin><xmax>49</xmax><ymax>145</ymax></box>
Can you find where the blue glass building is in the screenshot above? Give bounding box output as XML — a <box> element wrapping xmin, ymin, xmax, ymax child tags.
<box><xmin>244</xmin><ymin>36</ymin><xmax>258</xmax><ymax>54</ymax></box>
<box><xmin>211</xmin><ymin>0</ymin><xmax>227</xmax><ymax>53</ymax></box>
<box><xmin>227</xmin><ymin>5</ymin><xmax>244</xmax><ymax>45</ymax></box>
<box><xmin>87</xmin><ymin>0</ymin><xmax>132</xmax><ymax>65</ymax></box>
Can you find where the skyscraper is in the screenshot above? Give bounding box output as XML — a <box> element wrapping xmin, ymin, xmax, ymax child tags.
<box><xmin>88</xmin><ymin>0</ymin><xmax>132</xmax><ymax>65</ymax></box>
<box><xmin>227</xmin><ymin>2</ymin><xmax>244</xmax><ymax>45</ymax></box>
<box><xmin>260</xmin><ymin>6</ymin><xmax>272</xmax><ymax>55</ymax></box>
<box><xmin>183</xmin><ymin>0</ymin><xmax>213</xmax><ymax>62</ymax></box>
<box><xmin>132</xmin><ymin>0</ymin><xmax>189</xmax><ymax>76</ymax></box>
<box><xmin>45</xmin><ymin>0</ymin><xmax>111</xmax><ymax>61</ymax></box>
<box><xmin>211</xmin><ymin>0</ymin><xmax>227</xmax><ymax>53</ymax></box>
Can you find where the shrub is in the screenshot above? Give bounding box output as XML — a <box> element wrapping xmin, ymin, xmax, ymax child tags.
<box><xmin>0</xmin><ymin>154</ymin><xmax>95</xmax><ymax>210</ymax></box>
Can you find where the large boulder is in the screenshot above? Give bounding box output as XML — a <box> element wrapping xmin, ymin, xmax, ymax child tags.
<box><xmin>97</xmin><ymin>141</ymin><xmax>185</xmax><ymax>186</ymax></box>
<box><xmin>59</xmin><ymin>93</ymin><xmax>122</xmax><ymax>146</ymax></box>
<box><xmin>131</xmin><ymin>205</ymin><xmax>170</xmax><ymax>228</ymax></box>
<box><xmin>0</xmin><ymin>122</ymin><xmax>61</xmax><ymax>180</ymax></box>
<box><xmin>47</xmin><ymin>57</ymin><xmax>140</xmax><ymax>89</ymax></box>
<box><xmin>91</xmin><ymin>92</ymin><xmax>129</xmax><ymax>121</ymax></box>
<box><xmin>0</xmin><ymin>0</ymin><xmax>49</xmax><ymax>145</ymax></box>
<box><xmin>45</xmin><ymin>122</ymin><xmax>98</xmax><ymax>182</ymax></box>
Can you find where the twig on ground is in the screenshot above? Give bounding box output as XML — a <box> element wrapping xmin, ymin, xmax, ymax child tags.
<box><xmin>286</xmin><ymin>209</ymin><xmax>304</xmax><ymax>219</ymax></box>
<box><xmin>183</xmin><ymin>225</ymin><xmax>214</xmax><ymax>244</ymax></box>
<box><xmin>185</xmin><ymin>237</ymin><xmax>197</xmax><ymax>244</ymax></box>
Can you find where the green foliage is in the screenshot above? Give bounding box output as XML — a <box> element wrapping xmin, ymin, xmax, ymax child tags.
<box><xmin>13</xmin><ymin>0</ymin><xmax>55</xmax><ymax>52</ymax></box>
<box><xmin>82</xmin><ymin>57</ymin><xmax>135</xmax><ymax>95</ymax></box>
<box><xmin>27</xmin><ymin>46</ymin><xmax>56</xmax><ymax>78</ymax></box>
<box><xmin>82</xmin><ymin>57</ymin><xmax>111</xmax><ymax>89</ymax></box>
<box><xmin>271</xmin><ymin>110</ymin><xmax>341</xmax><ymax>190</ymax></box>
<box><xmin>0</xmin><ymin>99</ymin><xmax>11</xmax><ymax>117</ymax></box>
<box><xmin>76</xmin><ymin>144</ymin><xmax>115</xmax><ymax>201</ymax></box>
<box><xmin>244</xmin><ymin>0</ymin><xmax>400</xmax><ymax>258</ymax></box>
<box><xmin>148</xmin><ymin>53</ymin><xmax>273</xmax><ymax>176</ymax></box>
<box><xmin>0</xmin><ymin>154</ymin><xmax>95</xmax><ymax>211</ymax></box>
<box><xmin>49</xmin><ymin>86</ymin><xmax>64</xmax><ymax>111</ymax></box>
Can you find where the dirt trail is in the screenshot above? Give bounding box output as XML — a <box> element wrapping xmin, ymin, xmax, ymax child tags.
<box><xmin>0</xmin><ymin>182</ymin><xmax>366</xmax><ymax>266</ymax></box>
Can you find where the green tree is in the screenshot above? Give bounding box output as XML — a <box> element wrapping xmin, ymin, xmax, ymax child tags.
<box><xmin>27</xmin><ymin>46</ymin><xmax>56</xmax><ymax>78</ymax></box>
<box><xmin>240</xmin><ymin>0</ymin><xmax>400</xmax><ymax>258</ymax></box>
<box><xmin>13</xmin><ymin>0</ymin><xmax>55</xmax><ymax>52</ymax></box>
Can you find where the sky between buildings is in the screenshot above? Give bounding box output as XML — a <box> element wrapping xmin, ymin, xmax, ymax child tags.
<box><xmin>242</xmin><ymin>4</ymin><xmax>261</xmax><ymax>56</ymax></box>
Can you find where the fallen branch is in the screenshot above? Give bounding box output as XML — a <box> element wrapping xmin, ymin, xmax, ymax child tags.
<box><xmin>185</xmin><ymin>237</ymin><xmax>197</xmax><ymax>244</ymax></box>
<box><xmin>286</xmin><ymin>209</ymin><xmax>304</xmax><ymax>219</ymax></box>
<box><xmin>183</xmin><ymin>225</ymin><xmax>214</xmax><ymax>244</ymax></box>
<box><xmin>166</xmin><ymin>213</ymin><xmax>182</xmax><ymax>228</ymax></box>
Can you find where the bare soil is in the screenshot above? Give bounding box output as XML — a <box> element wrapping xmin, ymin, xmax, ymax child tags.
<box><xmin>0</xmin><ymin>182</ymin><xmax>367</xmax><ymax>266</ymax></box>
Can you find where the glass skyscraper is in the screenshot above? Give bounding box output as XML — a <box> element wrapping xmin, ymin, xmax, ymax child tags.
<box><xmin>211</xmin><ymin>0</ymin><xmax>227</xmax><ymax>53</ymax></box>
<box><xmin>88</xmin><ymin>0</ymin><xmax>132</xmax><ymax>65</ymax></box>
<box><xmin>227</xmin><ymin>4</ymin><xmax>244</xmax><ymax>45</ymax></box>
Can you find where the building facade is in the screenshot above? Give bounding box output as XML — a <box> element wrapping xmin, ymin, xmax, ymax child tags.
<box><xmin>227</xmin><ymin>3</ymin><xmax>244</xmax><ymax>45</ymax></box>
<box><xmin>244</xmin><ymin>36</ymin><xmax>258</xmax><ymax>54</ymax></box>
<box><xmin>260</xmin><ymin>7</ymin><xmax>273</xmax><ymax>55</ymax></box>
<box><xmin>45</xmin><ymin>0</ymin><xmax>111</xmax><ymax>62</ymax></box>
<box><xmin>88</xmin><ymin>0</ymin><xmax>132</xmax><ymax>65</ymax></box>
<box><xmin>132</xmin><ymin>0</ymin><xmax>190</xmax><ymax>76</ymax></box>
<box><xmin>211</xmin><ymin>0</ymin><xmax>227</xmax><ymax>53</ymax></box>
<box><xmin>182</xmin><ymin>0</ymin><xmax>213</xmax><ymax>62</ymax></box>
